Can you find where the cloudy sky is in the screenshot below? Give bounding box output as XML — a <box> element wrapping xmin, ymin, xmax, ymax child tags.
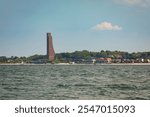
<box><xmin>0</xmin><ymin>0</ymin><xmax>150</xmax><ymax>57</ymax></box>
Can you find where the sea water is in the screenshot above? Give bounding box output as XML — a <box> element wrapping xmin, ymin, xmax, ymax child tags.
<box><xmin>0</xmin><ymin>64</ymin><xmax>150</xmax><ymax>100</ymax></box>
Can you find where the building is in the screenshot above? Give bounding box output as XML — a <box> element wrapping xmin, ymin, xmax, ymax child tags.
<box><xmin>96</xmin><ymin>58</ymin><xmax>112</xmax><ymax>63</ymax></box>
<box><xmin>47</xmin><ymin>33</ymin><xmax>55</xmax><ymax>62</ymax></box>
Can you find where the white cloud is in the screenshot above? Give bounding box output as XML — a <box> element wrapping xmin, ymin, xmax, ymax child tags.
<box><xmin>115</xmin><ymin>0</ymin><xmax>150</xmax><ymax>7</ymax></box>
<box><xmin>92</xmin><ymin>22</ymin><xmax>122</xmax><ymax>31</ymax></box>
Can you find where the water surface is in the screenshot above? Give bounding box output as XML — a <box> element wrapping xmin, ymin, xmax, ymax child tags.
<box><xmin>0</xmin><ymin>65</ymin><xmax>150</xmax><ymax>99</ymax></box>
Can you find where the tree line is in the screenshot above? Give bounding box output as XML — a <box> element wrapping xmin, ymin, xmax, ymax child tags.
<box><xmin>56</xmin><ymin>50</ymin><xmax>150</xmax><ymax>60</ymax></box>
<box><xmin>0</xmin><ymin>50</ymin><xmax>150</xmax><ymax>63</ymax></box>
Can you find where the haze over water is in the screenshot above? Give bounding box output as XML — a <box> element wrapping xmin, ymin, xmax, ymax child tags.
<box><xmin>0</xmin><ymin>65</ymin><xmax>150</xmax><ymax>100</ymax></box>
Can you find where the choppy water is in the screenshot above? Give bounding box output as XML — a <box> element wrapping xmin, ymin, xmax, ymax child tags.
<box><xmin>0</xmin><ymin>64</ymin><xmax>150</xmax><ymax>100</ymax></box>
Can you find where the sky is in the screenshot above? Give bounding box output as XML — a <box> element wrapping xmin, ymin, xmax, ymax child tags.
<box><xmin>0</xmin><ymin>0</ymin><xmax>150</xmax><ymax>57</ymax></box>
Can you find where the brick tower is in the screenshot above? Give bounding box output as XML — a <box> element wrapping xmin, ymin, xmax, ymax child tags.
<box><xmin>47</xmin><ymin>33</ymin><xmax>55</xmax><ymax>62</ymax></box>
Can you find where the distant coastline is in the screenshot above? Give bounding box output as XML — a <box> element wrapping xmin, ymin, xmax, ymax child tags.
<box><xmin>1</xmin><ymin>50</ymin><xmax>150</xmax><ymax>64</ymax></box>
<box><xmin>1</xmin><ymin>63</ymin><xmax>150</xmax><ymax>66</ymax></box>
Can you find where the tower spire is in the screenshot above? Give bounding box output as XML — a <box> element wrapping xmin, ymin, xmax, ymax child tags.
<box><xmin>47</xmin><ymin>32</ymin><xmax>55</xmax><ymax>62</ymax></box>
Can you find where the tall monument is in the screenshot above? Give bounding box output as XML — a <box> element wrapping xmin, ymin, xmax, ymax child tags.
<box><xmin>47</xmin><ymin>32</ymin><xmax>55</xmax><ymax>62</ymax></box>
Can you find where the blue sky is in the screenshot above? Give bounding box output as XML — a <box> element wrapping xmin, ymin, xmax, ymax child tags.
<box><xmin>0</xmin><ymin>0</ymin><xmax>150</xmax><ymax>57</ymax></box>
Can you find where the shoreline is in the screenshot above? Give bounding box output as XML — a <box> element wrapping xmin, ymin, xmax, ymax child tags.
<box><xmin>1</xmin><ymin>63</ymin><xmax>150</xmax><ymax>66</ymax></box>
<box><xmin>101</xmin><ymin>63</ymin><xmax>150</xmax><ymax>66</ymax></box>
